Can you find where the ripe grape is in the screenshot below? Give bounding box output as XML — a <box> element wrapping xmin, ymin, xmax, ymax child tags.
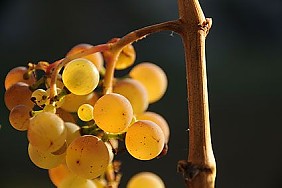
<box><xmin>60</xmin><ymin>92</ymin><xmax>98</xmax><ymax>113</ymax></box>
<box><xmin>49</xmin><ymin>164</ymin><xmax>71</xmax><ymax>187</ymax></box>
<box><xmin>4</xmin><ymin>82</ymin><xmax>34</xmax><ymax>110</ymax></box>
<box><xmin>93</xmin><ymin>93</ymin><xmax>133</xmax><ymax>133</ymax></box>
<box><xmin>59</xmin><ymin>174</ymin><xmax>97</xmax><ymax>188</ymax></box>
<box><xmin>31</xmin><ymin>89</ymin><xmax>48</xmax><ymax>106</ymax></box>
<box><xmin>66</xmin><ymin>135</ymin><xmax>109</xmax><ymax>179</ymax></box>
<box><xmin>113</xmin><ymin>78</ymin><xmax>148</xmax><ymax>114</ymax></box>
<box><xmin>129</xmin><ymin>62</ymin><xmax>167</xmax><ymax>103</ymax></box>
<box><xmin>62</xmin><ymin>58</ymin><xmax>99</xmax><ymax>95</ymax></box>
<box><xmin>66</xmin><ymin>43</ymin><xmax>104</xmax><ymax>71</ymax></box>
<box><xmin>28</xmin><ymin>112</ymin><xmax>66</xmax><ymax>152</ymax></box>
<box><xmin>9</xmin><ymin>105</ymin><xmax>31</xmax><ymax>131</ymax></box>
<box><xmin>5</xmin><ymin>66</ymin><xmax>36</xmax><ymax>90</ymax></box>
<box><xmin>136</xmin><ymin>111</ymin><xmax>170</xmax><ymax>143</ymax></box>
<box><xmin>127</xmin><ymin>172</ymin><xmax>165</xmax><ymax>188</ymax></box>
<box><xmin>77</xmin><ymin>104</ymin><xmax>94</xmax><ymax>121</ymax></box>
<box><xmin>64</xmin><ymin>122</ymin><xmax>81</xmax><ymax>145</ymax></box>
<box><xmin>125</xmin><ymin>120</ymin><xmax>165</xmax><ymax>160</ymax></box>
<box><xmin>56</xmin><ymin>108</ymin><xmax>77</xmax><ymax>123</ymax></box>
<box><xmin>28</xmin><ymin>143</ymin><xmax>65</xmax><ymax>169</ymax></box>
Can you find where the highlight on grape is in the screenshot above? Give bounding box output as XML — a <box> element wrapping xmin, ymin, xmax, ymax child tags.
<box><xmin>4</xmin><ymin>41</ymin><xmax>170</xmax><ymax>187</ymax></box>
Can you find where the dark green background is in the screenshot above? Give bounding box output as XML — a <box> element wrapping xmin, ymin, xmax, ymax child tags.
<box><xmin>1</xmin><ymin>0</ymin><xmax>282</xmax><ymax>187</ymax></box>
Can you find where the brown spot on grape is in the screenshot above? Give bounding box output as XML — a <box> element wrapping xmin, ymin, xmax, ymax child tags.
<box><xmin>76</xmin><ymin>160</ymin><xmax>80</xmax><ymax>165</ymax></box>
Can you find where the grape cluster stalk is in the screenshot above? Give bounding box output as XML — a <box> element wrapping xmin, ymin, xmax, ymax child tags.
<box><xmin>4</xmin><ymin>0</ymin><xmax>216</xmax><ymax>187</ymax></box>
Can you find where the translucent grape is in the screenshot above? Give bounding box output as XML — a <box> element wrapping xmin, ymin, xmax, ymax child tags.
<box><xmin>4</xmin><ymin>82</ymin><xmax>34</xmax><ymax>110</ymax></box>
<box><xmin>93</xmin><ymin>93</ymin><xmax>133</xmax><ymax>133</ymax></box>
<box><xmin>127</xmin><ymin>172</ymin><xmax>165</xmax><ymax>188</ymax></box>
<box><xmin>28</xmin><ymin>143</ymin><xmax>65</xmax><ymax>169</ymax></box>
<box><xmin>66</xmin><ymin>135</ymin><xmax>109</xmax><ymax>179</ymax></box>
<box><xmin>49</xmin><ymin>164</ymin><xmax>71</xmax><ymax>187</ymax></box>
<box><xmin>66</xmin><ymin>43</ymin><xmax>104</xmax><ymax>71</ymax></box>
<box><xmin>59</xmin><ymin>174</ymin><xmax>97</xmax><ymax>188</ymax></box>
<box><xmin>60</xmin><ymin>92</ymin><xmax>98</xmax><ymax>113</ymax></box>
<box><xmin>103</xmin><ymin>38</ymin><xmax>136</xmax><ymax>70</ymax></box>
<box><xmin>78</xmin><ymin>104</ymin><xmax>94</xmax><ymax>121</ymax></box>
<box><xmin>5</xmin><ymin>66</ymin><xmax>36</xmax><ymax>90</ymax></box>
<box><xmin>62</xmin><ymin>58</ymin><xmax>99</xmax><ymax>95</ymax></box>
<box><xmin>28</xmin><ymin>112</ymin><xmax>67</xmax><ymax>152</ymax></box>
<box><xmin>113</xmin><ymin>78</ymin><xmax>148</xmax><ymax>114</ymax></box>
<box><xmin>64</xmin><ymin>122</ymin><xmax>81</xmax><ymax>145</ymax></box>
<box><xmin>9</xmin><ymin>105</ymin><xmax>31</xmax><ymax>131</ymax></box>
<box><xmin>31</xmin><ymin>89</ymin><xmax>48</xmax><ymax>106</ymax></box>
<box><xmin>129</xmin><ymin>62</ymin><xmax>167</xmax><ymax>103</ymax></box>
<box><xmin>136</xmin><ymin>111</ymin><xmax>170</xmax><ymax>143</ymax></box>
<box><xmin>125</xmin><ymin>120</ymin><xmax>165</xmax><ymax>160</ymax></box>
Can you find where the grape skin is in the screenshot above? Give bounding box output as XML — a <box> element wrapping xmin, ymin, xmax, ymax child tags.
<box><xmin>127</xmin><ymin>172</ymin><xmax>165</xmax><ymax>188</ymax></box>
<box><xmin>93</xmin><ymin>93</ymin><xmax>133</xmax><ymax>133</ymax></box>
<box><xmin>77</xmin><ymin>104</ymin><xmax>94</xmax><ymax>121</ymax></box>
<box><xmin>58</xmin><ymin>174</ymin><xmax>97</xmax><ymax>188</ymax></box>
<box><xmin>125</xmin><ymin>120</ymin><xmax>165</xmax><ymax>160</ymax></box>
<box><xmin>49</xmin><ymin>164</ymin><xmax>71</xmax><ymax>187</ymax></box>
<box><xmin>64</xmin><ymin>122</ymin><xmax>81</xmax><ymax>145</ymax></box>
<box><xmin>9</xmin><ymin>105</ymin><xmax>31</xmax><ymax>131</ymax></box>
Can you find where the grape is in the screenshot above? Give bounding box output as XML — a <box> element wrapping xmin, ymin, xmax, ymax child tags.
<box><xmin>28</xmin><ymin>112</ymin><xmax>67</xmax><ymax>152</ymax></box>
<box><xmin>31</xmin><ymin>89</ymin><xmax>48</xmax><ymax>106</ymax></box>
<box><xmin>93</xmin><ymin>93</ymin><xmax>133</xmax><ymax>133</ymax></box>
<box><xmin>59</xmin><ymin>174</ymin><xmax>97</xmax><ymax>188</ymax></box>
<box><xmin>113</xmin><ymin>78</ymin><xmax>148</xmax><ymax>114</ymax></box>
<box><xmin>56</xmin><ymin>108</ymin><xmax>77</xmax><ymax>123</ymax></box>
<box><xmin>4</xmin><ymin>82</ymin><xmax>34</xmax><ymax>110</ymax></box>
<box><xmin>66</xmin><ymin>43</ymin><xmax>104</xmax><ymax>71</ymax></box>
<box><xmin>129</xmin><ymin>62</ymin><xmax>167</xmax><ymax>103</ymax></box>
<box><xmin>92</xmin><ymin>178</ymin><xmax>106</xmax><ymax>188</ymax></box>
<box><xmin>9</xmin><ymin>105</ymin><xmax>31</xmax><ymax>131</ymax></box>
<box><xmin>125</xmin><ymin>120</ymin><xmax>165</xmax><ymax>160</ymax></box>
<box><xmin>60</xmin><ymin>92</ymin><xmax>98</xmax><ymax>113</ymax></box>
<box><xmin>127</xmin><ymin>172</ymin><xmax>165</xmax><ymax>188</ymax></box>
<box><xmin>28</xmin><ymin>143</ymin><xmax>65</xmax><ymax>169</ymax></box>
<box><xmin>62</xmin><ymin>58</ymin><xmax>100</xmax><ymax>95</ymax></box>
<box><xmin>49</xmin><ymin>164</ymin><xmax>71</xmax><ymax>187</ymax></box>
<box><xmin>45</xmin><ymin>88</ymin><xmax>65</xmax><ymax>108</ymax></box>
<box><xmin>136</xmin><ymin>111</ymin><xmax>170</xmax><ymax>143</ymax></box>
<box><xmin>66</xmin><ymin>135</ymin><xmax>109</xmax><ymax>179</ymax></box>
<box><xmin>78</xmin><ymin>104</ymin><xmax>94</xmax><ymax>122</ymax></box>
<box><xmin>4</xmin><ymin>66</ymin><xmax>36</xmax><ymax>90</ymax></box>
<box><xmin>103</xmin><ymin>38</ymin><xmax>136</xmax><ymax>70</ymax></box>
<box><xmin>64</xmin><ymin>122</ymin><xmax>81</xmax><ymax>145</ymax></box>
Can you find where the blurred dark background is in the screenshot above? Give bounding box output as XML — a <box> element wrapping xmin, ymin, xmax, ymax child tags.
<box><xmin>1</xmin><ymin>0</ymin><xmax>282</xmax><ymax>187</ymax></box>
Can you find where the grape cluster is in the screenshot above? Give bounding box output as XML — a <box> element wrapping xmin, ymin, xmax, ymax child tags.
<box><xmin>4</xmin><ymin>41</ymin><xmax>169</xmax><ymax>187</ymax></box>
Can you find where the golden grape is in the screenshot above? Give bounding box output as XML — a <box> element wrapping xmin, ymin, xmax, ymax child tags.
<box><xmin>127</xmin><ymin>172</ymin><xmax>165</xmax><ymax>188</ymax></box>
<box><xmin>49</xmin><ymin>164</ymin><xmax>72</xmax><ymax>187</ymax></box>
<box><xmin>58</xmin><ymin>174</ymin><xmax>97</xmax><ymax>188</ymax></box>
<box><xmin>9</xmin><ymin>105</ymin><xmax>31</xmax><ymax>131</ymax></box>
<box><xmin>77</xmin><ymin>104</ymin><xmax>94</xmax><ymax>121</ymax></box>
<box><xmin>64</xmin><ymin>122</ymin><xmax>81</xmax><ymax>145</ymax></box>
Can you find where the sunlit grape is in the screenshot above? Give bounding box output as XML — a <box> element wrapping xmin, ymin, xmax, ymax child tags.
<box><xmin>127</xmin><ymin>172</ymin><xmax>165</xmax><ymax>188</ymax></box>
<box><xmin>31</xmin><ymin>89</ymin><xmax>48</xmax><ymax>106</ymax></box>
<box><xmin>28</xmin><ymin>112</ymin><xmax>66</xmax><ymax>152</ymax></box>
<box><xmin>5</xmin><ymin>66</ymin><xmax>36</xmax><ymax>90</ymax></box>
<box><xmin>66</xmin><ymin>135</ymin><xmax>109</xmax><ymax>179</ymax></box>
<box><xmin>9</xmin><ymin>105</ymin><xmax>31</xmax><ymax>131</ymax></box>
<box><xmin>77</xmin><ymin>104</ymin><xmax>94</xmax><ymax>121</ymax></box>
<box><xmin>4</xmin><ymin>82</ymin><xmax>34</xmax><ymax>110</ymax></box>
<box><xmin>62</xmin><ymin>58</ymin><xmax>99</xmax><ymax>95</ymax></box>
<box><xmin>125</xmin><ymin>120</ymin><xmax>165</xmax><ymax>160</ymax></box>
<box><xmin>129</xmin><ymin>62</ymin><xmax>167</xmax><ymax>103</ymax></box>
<box><xmin>49</xmin><ymin>164</ymin><xmax>72</xmax><ymax>187</ymax></box>
<box><xmin>64</xmin><ymin>122</ymin><xmax>81</xmax><ymax>145</ymax></box>
<box><xmin>59</xmin><ymin>174</ymin><xmax>97</xmax><ymax>188</ymax></box>
<box><xmin>28</xmin><ymin>143</ymin><xmax>65</xmax><ymax>169</ymax></box>
<box><xmin>93</xmin><ymin>93</ymin><xmax>133</xmax><ymax>133</ymax></box>
<box><xmin>113</xmin><ymin>78</ymin><xmax>148</xmax><ymax>114</ymax></box>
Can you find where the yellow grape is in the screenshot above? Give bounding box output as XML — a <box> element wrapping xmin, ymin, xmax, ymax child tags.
<box><xmin>49</xmin><ymin>164</ymin><xmax>72</xmax><ymax>187</ymax></box>
<box><xmin>93</xmin><ymin>93</ymin><xmax>133</xmax><ymax>133</ymax></box>
<box><xmin>92</xmin><ymin>178</ymin><xmax>106</xmax><ymax>188</ymax></box>
<box><xmin>66</xmin><ymin>43</ymin><xmax>104</xmax><ymax>71</ymax></box>
<box><xmin>62</xmin><ymin>58</ymin><xmax>99</xmax><ymax>95</ymax></box>
<box><xmin>5</xmin><ymin>66</ymin><xmax>36</xmax><ymax>90</ymax></box>
<box><xmin>125</xmin><ymin>120</ymin><xmax>165</xmax><ymax>160</ymax></box>
<box><xmin>136</xmin><ymin>111</ymin><xmax>170</xmax><ymax>143</ymax></box>
<box><xmin>4</xmin><ymin>82</ymin><xmax>34</xmax><ymax>110</ymax></box>
<box><xmin>28</xmin><ymin>143</ymin><xmax>65</xmax><ymax>169</ymax></box>
<box><xmin>45</xmin><ymin>88</ymin><xmax>65</xmax><ymax>108</ymax></box>
<box><xmin>77</xmin><ymin>104</ymin><xmax>94</xmax><ymax>121</ymax></box>
<box><xmin>9</xmin><ymin>105</ymin><xmax>31</xmax><ymax>131</ymax></box>
<box><xmin>129</xmin><ymin>62</ymin><xmax>167</xmax><ymax>103</ymax></box>
<box><xmin>127</xmin><ymin>172</ymin><xmax>165</xmax><ymax>188</ymax></box>
<box><xmin>56</xmin><ymin>108</ymin><xmax>76</xmax><ymax>123</ymax></box>
<box><xmin>66</xmin><ymin>135</ymin><xmax>109</xmax><ymax>179</ymax></box>
<box><xmin>60</xmin><ymin>92</ymin><xmax>98</xmax><ymax>113</ymax></box>
<box><xmin>31</xmin><ymin>89</ymin><xmax>48</xmax><ymax>106</ymax></box>
<box><xmin>64</xmin><ymin>122</ymin><xmax>81</xmax><ymax>145</ymax></box>
<box><xmin>59</xmin><ymin>174</ymin><xmax>97</xmax><ymax>188</ymax></box>
<box><xmin>28</xmin><ymin>112</ymin><xmax>66</xmax><ymax>152</ymax></box>
<box><xmin>113</xmin><ymin>78</ymin><xmax>148</xmax><ymax>114</ymax></box>
<box><xmin>103</xmin><ymin>38</ymin><xmax>136</xmax><ymax>70</ymax></box>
